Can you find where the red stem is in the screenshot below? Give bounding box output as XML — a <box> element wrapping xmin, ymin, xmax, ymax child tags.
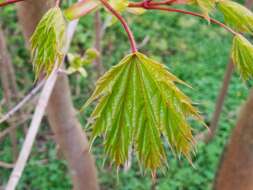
<box><xmin>1</xmin><ymin>0</ymin><xmax>237</xmax><ymax>38</ymax></box>
<box><xmin>0</xmin><ymin>0</ymin><xmax>25</xmax><ymax>7</ymax></box>
<box><xmin>129</xmin><ymin>0</ymin><xmax>178</xmax><ymax>7</ymax></box>
<box><xmin>128</xmin><ymin>3</ymin><xmax>237</xmax><ymax>35</ymax></box>
<box><xmin>100</xmin><ymin>0</ymin><xmax>138</xmax><ymax>53</ymax></box>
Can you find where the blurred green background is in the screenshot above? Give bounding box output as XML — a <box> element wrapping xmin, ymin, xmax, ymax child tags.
<box><xmin>0</xmin><ymin>2</ymin><xmax>250</xmax><ymax>189</ymax></box>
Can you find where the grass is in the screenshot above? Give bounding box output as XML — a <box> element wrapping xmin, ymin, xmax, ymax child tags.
<box><xmin>0</xmin><ymin>6</ymin><xmax>250</xmax><ymax>190</ymax></box>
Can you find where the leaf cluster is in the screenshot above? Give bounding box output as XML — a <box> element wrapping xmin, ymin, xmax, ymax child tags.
<box><xmin>215</xmin><ymin>1</ymin><xmax>253</xmax><ymax>79</ymax></box>
<box><xmin>84</xmin><ymin>52</ymin><xmax>203</xmax><ymax>171</ymax></box>
<box><xmin>30</xmin><ymin>7</ymin><xmax>67</xmax><ymax>79</ymax></box>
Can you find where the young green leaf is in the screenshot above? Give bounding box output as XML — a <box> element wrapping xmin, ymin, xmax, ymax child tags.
<box><xmin>64</xmin><ymin>0</ymin><xmax>100</xmax><ymax>21</ymax></box>
<box><xmin>30</xmin><ymin>7</ymin><xmax>67</xmax><ymax>79</ymax></box>
<box><xmin>84</xmin><ymin>52</ymin><xmax>203</xmax><ymax>171</ymax></box>
<box><xmin>218</xmin><ymin>0</ymin><xmax>253</xmax><ymax>34</ymax></box>
<box><xmin>126</xmin><ymin>7</ymin><xmax>146</xmax><ymax>15</ymax></box>
<box><xmin>232</xmin><ymin>34</ymin><xmax>253</xmax><ymax>80</ymax></box>
<box><xmin>105</xmin><ymin>0</ymin><xmax>129</xmax><ymax>26</ymax></box>
<box><xmin>66</xmin><ymin>48</ymin><xmax>99</xmax><ymax>77</ymax></box>
<box><xmin>109</xmin><ymin>0</ymin><xmax>129</xmax><ymax>12</ymax></box>
<box><xmin>188</xmin><ymin>0</ymin><xmax>216</xmax><ymax>21</ymax></box>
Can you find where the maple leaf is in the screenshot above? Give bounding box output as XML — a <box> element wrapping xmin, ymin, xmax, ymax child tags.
<box><xmin>84</xmin><ymin>52</ymin><xmax>203</xmax><ymax>171</ymax></box>
<box><xmin>232</xmin><ymin>34</ymin><xmax>253</xmax><ymax>80</ymax></box>
<box><xmin>218</xmin><ymin>0</ymin><xmax>253</xmax><ymax>34</ymax></box>
<box><xmin>30</xmin><ymin>7</ymin><xmax>66</xmax><ymax>79</ymax></box>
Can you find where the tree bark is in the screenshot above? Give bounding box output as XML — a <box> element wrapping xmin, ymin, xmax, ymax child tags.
<box><xmin>214</xmin><ymin>90</ymin><xmax>253</xmax><ymax>190</ymax></box>
<box><xmin>16</xmin><ymin>1</ymin><xmax>99</xmax><ymax>189</ymax></box>
<box><xmin>200</xmin><ymin>61</ymin><xmax>234</xmax><ymax>143</ymax></box>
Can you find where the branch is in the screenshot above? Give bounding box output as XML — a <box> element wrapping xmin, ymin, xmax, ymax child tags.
<box><xmin>0</xmin><ymin>0</ymin><xmax>25</xmax><ymax>7</ymax></box>
<box><xmin>128</xmin><ymin>3</ymin><xmax>238</xmax><ymax>36</ymax></box>
<box><xmin>100</xmin><ymin>0</ymin><xmax>138</xmax><ymax>53</ymax></box>
<box><xmin>129</xmin><ymin>0</ymin><xmax>182</xmax><ymax>7</ymax></box>
<box><xmin>0</xmin><ymin>161</ymin><xmax>14</xmax><ymax>169</ymax></box>
<box><xmin>200</xmin><ymin>61</ymin><xmax>234</xmax><ymax>143</ymax></box>
<box><xmin>195</xmin><ymin>63</ymin><xmax>234</xmax><ymax>142</ymax></box>
<box><xmin>0</xmin><ymin>25</ymin><xmax>20</xmax><ymax>160</ymax></box>
<box><xmin>0</xmin><ymin>114</ymin><xmax>32</xmax><ymax>141</ymax></box>
<box><xmin>0</xmin><ymin>0</ymin><xmax>241</xmax><ymax>37</ymax></box>
<box><xmin>0</xmin><ymin>80</ymin><xmax>45</xmax><ymax>124</ymax></box>
<box><xmin>5</xmin><ymin>16</ymin><xmax>79</xmax><ymax>190</ymax></box>
<box><xmin>5</xmin><ymin>66</ymin><xmax>58</xmax><ymax>190</ymax></box>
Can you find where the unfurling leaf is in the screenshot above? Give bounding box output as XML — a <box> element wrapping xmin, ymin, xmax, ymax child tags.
<box><xmin>30</xmin><ymin>7</ymin><xmax>67</xmax><ymax>79</ymax></box>
<box><xmin>64</xmin><ymin>0</ymin><xmax>100</xmax><ymax>21</ymax></box>
<box><xmin>218</xmin><ymin>0</ymin><xmax>253</xmax><ymax>34</ymax></box>
<box><xmin>66</xmin><ymin>48</ymin><xmax>99</xmax><ymax>77</ymax></box>
<box><xmin>188</xmin><ymin>0</ymin><xmax>216</xmax><ymax>21</ymax></box>
<box><xmin>109</xmin><ymin>0</ymin><xmax>129</xmax><ymax>12</ymax></box>
<box><xmin>126</xmin><ymin>7</ymin><xmax>146</xmax><ymax>15</ymax></box>
<box><xmin>105</xmin><ymin>0</ymin><xmax>129</xmax><ymax>26</ymax></box>
<box><xmin>232</xmin><ymin>34</ymin><xmax>253</xmax><ymax>80</ymax></box>
<box><xmin>84</xmin><ymin>52</ymin><xmax>203</xmax><ymax>171</ymax></box>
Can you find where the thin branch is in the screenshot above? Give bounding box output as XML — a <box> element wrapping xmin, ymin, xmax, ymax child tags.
<box><xmin>195</xmin><ymin>62</ymin><xmax>234</xmax><ymax>142</ymax></box>
<box><xmin>5</xmin><ymin>16</ymin><xmax>79</xmax><ymax>190</ymax></box>
<box><xmin>5</xmin><ymin>66</ymin><xmax>58</xmax><ymax>190</ymax></box>
<box><xmin>0</xmin><ymin>0</ymin><xmax>244</xmax><ymax>37</ymax></box>
<box><xmin>128</xmin><ymin>3</ymin><xmax>238</xmax><ymax>36</ymax></box>
<box><xmin>0</xmin><ymin>0</ymin><xmax>25</xmax><ymax>7</ymax></box>
<box><xmin>0</xmin><ymin>26</ymin><xmax>20</xmax><ymax>160</ymax></box>
<box><xmin>129</xmin><ymin>0</ymin><xmax>180</xmax><ymax>7</ymax></box>
<box><xmin>137</xmin><ymin>35</ymin><xmax>150</xmax><ymax>49</ymax></box>
<box><xmin>0</xmin><ymin>161</ymin><xmax>14</xmax><ymax>169</ymax></box>
<box><xmin>0</xmin><ymin>80</ymin><xmax>45</xmax><ymax>124</ymax></box>
<box><xmin>0</xmin><ymin>114</ymin><xmax>32</xmax><ymax>141</ymax></box>
<box><xmin>100</xmin><ymin>0</ymin><xmax>138</xmax><ymax>53</ymax></box>
<box><xmin>207</xmin><ymin>62</ymin><xmax>234</xmax><ymax>142</ymax></box>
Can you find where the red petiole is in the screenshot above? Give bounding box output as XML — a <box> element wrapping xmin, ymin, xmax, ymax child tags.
<box><xmin>99</xmin><ymin>0</ymin><xmax>138</xmax><ymax>53</ymax></box>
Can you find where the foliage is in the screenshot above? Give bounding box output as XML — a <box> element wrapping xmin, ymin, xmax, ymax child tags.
<box><xmin>1</xmin><ymin>0</ymin><xmax>253</xmax><ymax>189</ymax></box>
<box><xmin>67</xmin><ymin>48</ymin><xmax>99</xmax><ymax>77</ymax></box>
<box><xmin>84</xmin><ymin>52</ymin><xmax>202</xmax><ymax>171</ymax></box>
<box><xmin>30</xmin><ymin>7</ymin><xmax>66</xmax><ymax>79</ymax></box>
<box><xmin>0</xmin><ymin>7</ymin><xmax>248</xmax><ymax>189</ymax></box>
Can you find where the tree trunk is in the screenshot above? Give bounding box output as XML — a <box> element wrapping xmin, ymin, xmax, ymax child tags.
<box><xmin>214</xmin><ymin>90</ymin><xmax>253</xmax><ymax>190</ymax></box>
<box><xmin>16</xmin><ymin>1</ymin><xmax>99</xmax><ymax>189</ymax></box>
